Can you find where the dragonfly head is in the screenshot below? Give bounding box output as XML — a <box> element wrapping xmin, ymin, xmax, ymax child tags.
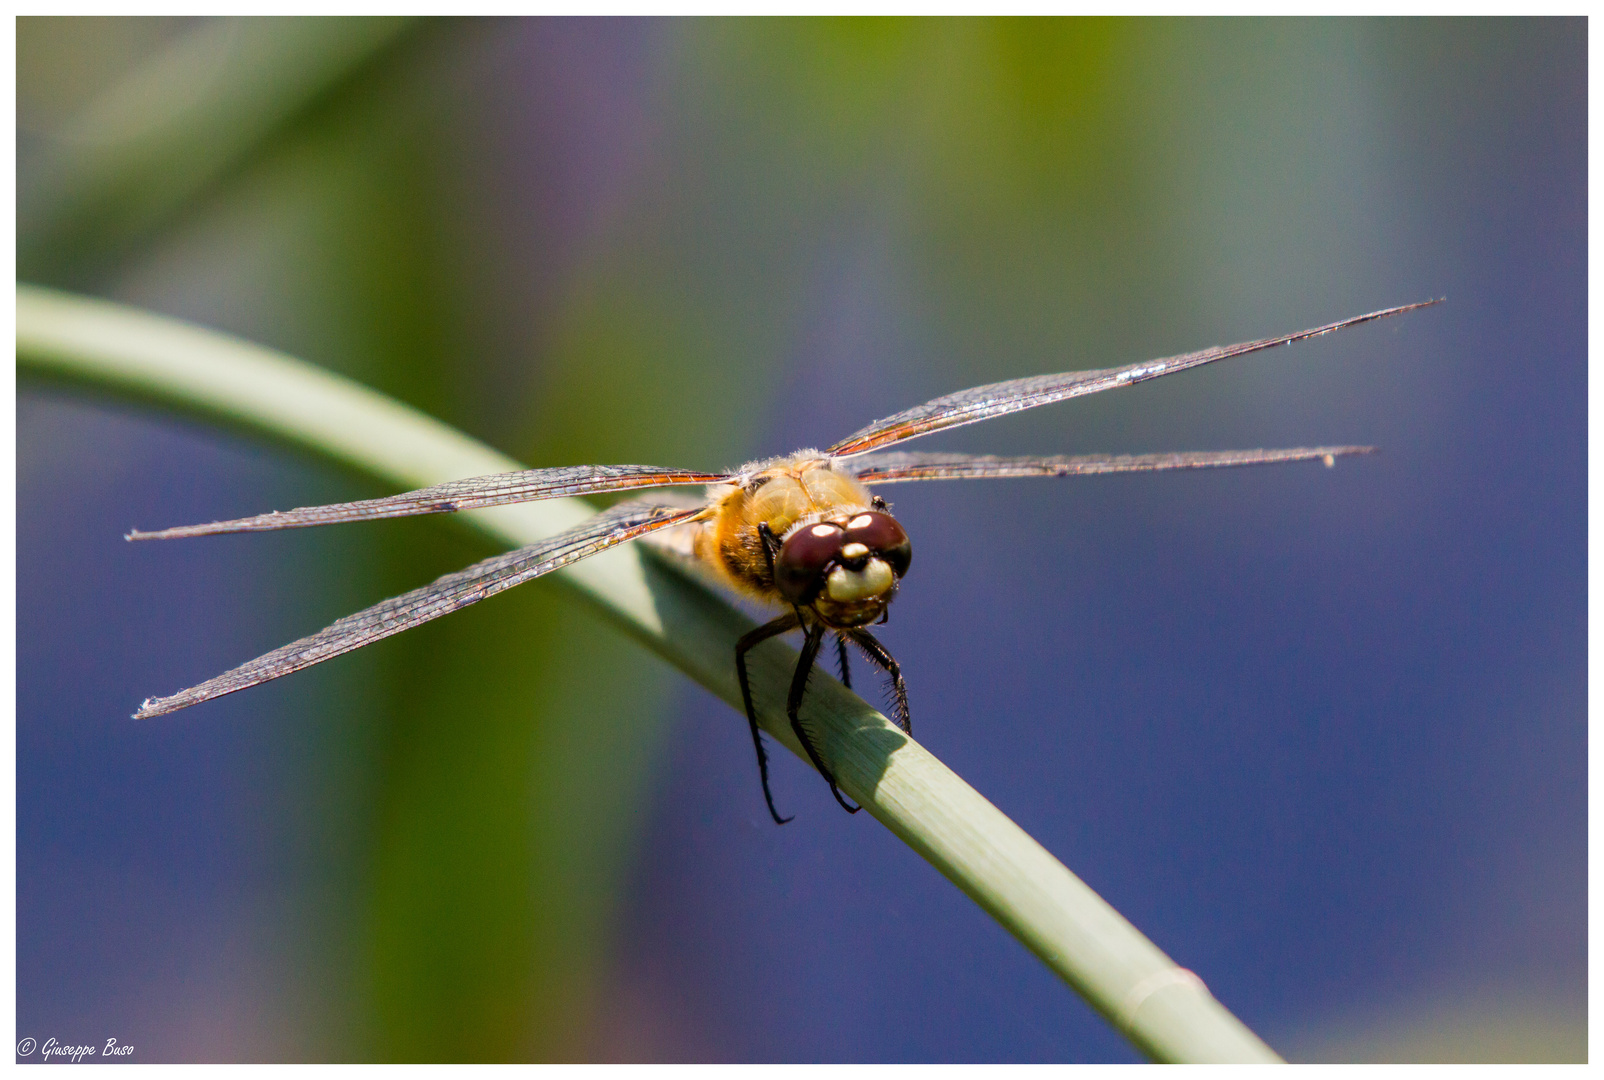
<box><xmin>775</xmin><ymin>510</ymin><xmax>911</xmax><ymax>628</ymax></box>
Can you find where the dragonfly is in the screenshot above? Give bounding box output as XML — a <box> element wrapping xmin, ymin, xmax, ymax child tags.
<box><xmin>130</xmin><ymin>300</ymin><xmax>1437</xmax><ymax>823</ymax></box>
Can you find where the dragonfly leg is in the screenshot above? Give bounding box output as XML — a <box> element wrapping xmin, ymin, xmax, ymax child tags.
<box><xmin>758</xmin><ymin>521</ymin><xmax>781</xmax><ymax>583</ymax></box>
<box><xmin>845</xmin><ymin>627</ymin><xmax>911</xmax><ymax>736</ymax></box>
<box><xmin>735</xmin><ymin>610</ymin><xmax>801</xmax><ymax>824</ymax></box>
<box><xmin>835</xmin><ymin>633</ymin><xmax>852</xmax><ymax>689</ymax></box>
<box><xmin>789</xmin><ymin>623</ymin><xmax>860</xmax><ymax>815</ymax></box>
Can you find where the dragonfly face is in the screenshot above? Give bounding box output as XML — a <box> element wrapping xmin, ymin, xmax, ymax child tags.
<box><xmin>127</xmin><ymin>301</ymin><xmax>1439</xmax><ymax>823</ymax></box>
<box><xmin>775</xmin><ymin>509</ymin><xmax>911</xmax><ymax>624</ymax></box>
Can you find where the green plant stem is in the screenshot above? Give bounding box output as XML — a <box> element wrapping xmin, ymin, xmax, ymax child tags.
<box><xmin>17</xmin><ymin>284</ymin><xmax>1283</xmax><ymax>1064</ymax></box>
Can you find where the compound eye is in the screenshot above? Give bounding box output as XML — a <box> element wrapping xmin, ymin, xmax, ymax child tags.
<box><xmin>775</xmin><ymin>522</ymin><xmax>844</xmax><ymax>604</ymax></box>
<box><xmin>843</xmin><ymin>511</ymin><xmax>911</xmax><ymax>579</ymax></box>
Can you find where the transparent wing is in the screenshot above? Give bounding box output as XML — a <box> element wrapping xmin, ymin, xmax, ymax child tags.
<box><xmin>825</xmin><ymin>301</ymin><xmax>1439</xmax><ymax>458</ymax></box>
<box><xmin>127</xmin><ymin>463</ymin><xmax>729</xmax><ymax>540</ymax></box>
<box><xmin>133</xmin><ymin>500</ymin><xmax>704</xmax><ymax>718</ymax></box>
<box><xmin>844</xmin><ymin>446</ymin><xmax>1375</xmax><ymax>484</ymax></box>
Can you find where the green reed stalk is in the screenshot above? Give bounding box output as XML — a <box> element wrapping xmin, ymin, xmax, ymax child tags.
<box><xmin>18</xmin><ymin>284</ymin><xmax>1282</xmax><ymax>1063</ymax></box>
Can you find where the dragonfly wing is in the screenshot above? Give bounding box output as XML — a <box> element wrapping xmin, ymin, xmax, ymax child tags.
<box><xmin>133</xmin><ymin>499</ymin><xmax>704</xmax><ymax>718</ymax></box>
<box><xmin>127</xmin><ymin>463</ymin><xmax>729</xmax><ymax>540</ymax></box>
<box><xmin>826</xmin><ymin>301</ymin><xmax>1439</xmax><ymax>458</ymax></box>
<box><xmin>845</xmin><ymin>446</ymin><xmax>1375</xmax><ymax>484</ymax></box>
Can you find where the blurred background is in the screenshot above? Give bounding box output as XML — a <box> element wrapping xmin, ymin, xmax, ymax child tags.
<box><xmin>16</xmin><ymin>18</ymin><xmax>1584</xmax><ymax>1062</ymax></box>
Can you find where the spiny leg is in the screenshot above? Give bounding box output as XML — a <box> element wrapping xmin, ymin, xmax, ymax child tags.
<box><xmin>835</xmin><ymin>634</ymin><xmax>852</xmax><ymax>689</ymax></box>
<box><xmin>735</xmin><ymin>610</ymin><xmax>802</xmax><ymax>824</ymax></box>
<box><xmin>845</xmin><ymin>627</ymin><xmax>911</xmax><ymax>736</ymax></box>
<box><xmin>789</xmin><ymin>623</ymin><xmax>860</xmax><ymax>815</ymax></box>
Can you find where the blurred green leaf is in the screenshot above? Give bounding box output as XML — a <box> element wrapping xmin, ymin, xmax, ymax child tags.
<box><xmin>19</xmin><ymin>16</ymin><xmax>420</xmax><ymax>282</ymax></box>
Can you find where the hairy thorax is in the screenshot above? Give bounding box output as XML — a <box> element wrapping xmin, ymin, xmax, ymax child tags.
<box><xmin>692</xmin><ymin>452</ymin><xmax>878</xmax><ymax>609</ymax></box>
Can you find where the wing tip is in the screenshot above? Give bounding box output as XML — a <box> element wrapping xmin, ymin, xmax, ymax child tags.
<box><xmin>1319</xmin><ymin>445</ymin><xmax>1378</xmax><ymax>468</ymax></box>
<box><xmin>134</xmin><ymin>691</ymin><xmax>201</xmax><ymax>718</ymax></box>
<box><xmin>1364</xmin><ymin>298</ymin><xmax>1442</xmax><ymax>320</ymax></box>
<box><xmin>126</xmin><ymin>523</ymin><xmax>215</xmax><ymax>541</ymax></box>
<box><xmin>125</xmin><ymin>518</ymin><xmax>261</xmax><ymax>540</ymax></box>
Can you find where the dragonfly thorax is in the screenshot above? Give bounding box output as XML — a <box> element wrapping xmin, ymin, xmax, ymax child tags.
<box><xmin>692</xmin><ymin>453</ymin><xmax>909</xmax><ymax>624</ymax></box>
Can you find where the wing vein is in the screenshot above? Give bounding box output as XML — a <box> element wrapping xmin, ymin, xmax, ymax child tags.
<box><xmin>846</xmin><ymin>447</ymin><xmax>1376</xmax><ymax>484</ymax></box>
<box><xmin>127</xmin><ymin>464</ymin><xmax>727</xmax><ymax>540</ymax></box>
<box><xmin>133</xmin><ymin>501</ymin><xmax>701</xmax><ymax>718</ymax></box>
